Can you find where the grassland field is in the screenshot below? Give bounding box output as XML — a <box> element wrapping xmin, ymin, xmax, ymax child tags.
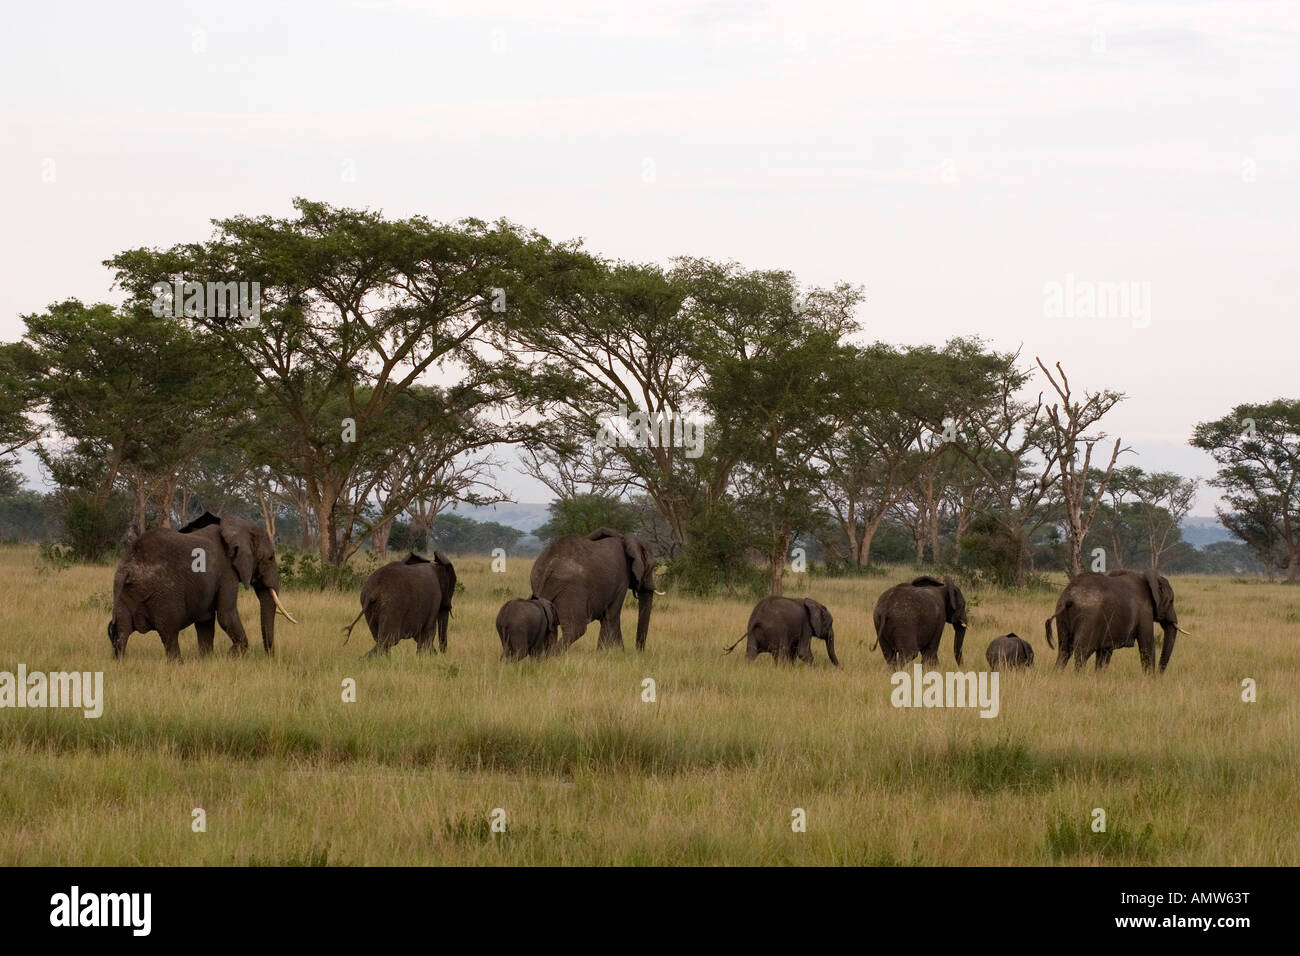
<box><xmin>1</xmin><ymin>543</ymin><xmax>1297</xmax><ymax>865</ymax></box>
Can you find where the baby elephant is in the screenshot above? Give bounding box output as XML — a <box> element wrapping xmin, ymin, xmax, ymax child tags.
<box><xmin>496</xmin><ymin>597</ymin><xmax>558</xmax><ymax>660</ymax></box>
<box><xmin>726</xmin><ymin>596</ymin><xmax>839</xmax><ymax>665</ymax></box>
<box><xmin>985</xmin><ymin>633</ymin><xmax>1034</xmax><ymax>669</ymax></box>
<box><xmin>343</xmin><ymin>552</ymin><xmax>456</xmax><ymax>657</ymax></box>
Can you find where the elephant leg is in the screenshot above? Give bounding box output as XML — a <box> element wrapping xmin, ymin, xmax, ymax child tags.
<box><xmin>415</xmin><ymin>633</ymin><xmax>435</xmax><ymax>654</ymax></box>
<box><xmin>1137</xmin><ymin>629</ymin><xmax>1155</xmax><ymax>673</ymax></box>
<box><xmin>195</xmin><ymin>618</ymin><xmax>216</xmax><ymax>657</ymax></box>
<box><xmin>795</xmin><ymin>637</ymin><xmax>814</xmax><ymax>664</ymax></box>
<box><xmin>558</xmin><ymin>618</ymin><xmax>588</xmax><ymax>650</ymax></box>
<box><xmin>920</xmin><ymin>639</ymin><xmax>940</xmax><ymax>668</ymax></box>
<box><xmin>216</xmin><ymin>600</ymin><xmax>250</xmax><ymax>657</ymax></box>
<box><xmin>596</xmin><ymin>616</ymin><xmax>624</xmax><ymax>650</ymax></box>
<box><xmin>159</xmin><ymin>628</ymin><xmax>182</xmax><ymax>661</ymax></box>
<box><xmin>1095</xmin><ymin>648</ymin><xmax>1113</xmax><ymax>670</ymax></box>
<box><xmin>597</xmin><ymin>600</ymin><xmax>625</xmax><ymax>649</ymax></box>
<box><xmin>745</xmin><ymin>634</ymin><xmax>759</xmax><ymax>661</ymax></box>
<box><xmin>438</xmin><ymin>612</ymin><xmax>449</xmax><ymax>653</ymax></box>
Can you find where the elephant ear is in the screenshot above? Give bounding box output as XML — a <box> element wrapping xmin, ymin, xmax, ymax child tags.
<box><xmin>433</xmin><ymin>552</ymin><xmax>456</xmax><ymax>603</ymax></box>
<box><xmin>535</xmin><ymin>597</ymin><xmax>558</xmax><ymax>633</ymax></box>
<box><xmin>219</xmin><ymin>517</ymin><xmax>256</xmax><ymax>585</ymax></box>
<box><xmin>623</xmin><ymin>534</ymin><xmax>655</xmax><ymax>592</ymax></box>
<box><xmin>403</xmin><ymin>552</ymin><xmax>430</xmax><ymax>565</ymax></box>
<box><xmin>802</xmin><ymin>599</ymin><xmax>830</xmax><ymax>638</ymax></box>
<box><xmin>586</xmin><ymin>527</ymin><xmax>624</xmax><ymax>542</ymax></box>
<box><xmin>943</xmin><ymin>576</ymin><xmax>965</xmax><ymax>624</ymax></box>
<box><xmin>1143</xmin><ymin>569</ymin><xmax>1175</xmax><ymax>622</ymax></box>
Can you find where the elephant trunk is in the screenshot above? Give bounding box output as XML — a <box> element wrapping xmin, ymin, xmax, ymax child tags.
<box><xmin>256</xmin><ymin>587</ymin><xmax>277</xmax><ymax>655</ymax></box>
<box><xmin>824</xmin><ymin>632</ymin><xmax>840</xmax><ymax>667</ymax></box>
<box><xmin>952</xmin><ymin>623</ymin><xmax>967</xmax><ymax>666</ymax></box>
<box><xmin>634</xmin><ymin>589</ymin><xmax>654</xmax><ymax>651</ymax></box>
<box><xmin>1158</xmin><ymin>621</ymin><xmax>1178</xmax><ymax>672</ymax></box>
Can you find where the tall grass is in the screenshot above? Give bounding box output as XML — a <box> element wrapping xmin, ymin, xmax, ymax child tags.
<box><xmin>1</xmin><ymin>547</ymin><xmax>1296</xmax><ymax>865</ymax></box>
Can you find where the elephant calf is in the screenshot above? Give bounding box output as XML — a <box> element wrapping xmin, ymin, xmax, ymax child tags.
<box><xmin>985</xmin><ymin>633</ymin><xmax>1034</xmax><ymax>669</ymax></box>
<box><xmin>725</xmin><ymin>596</ymin><xmax>839</xmax><ymax>665</ymax></box>
<box><xmin>343</xmin><ymin>552</ymin><xmax>456</xmax><ymax>657</ymax></box>
<box><xmin>496</xmin><ymin>597</ymin><xmax>558</xmax><ymax>660</ymax></box>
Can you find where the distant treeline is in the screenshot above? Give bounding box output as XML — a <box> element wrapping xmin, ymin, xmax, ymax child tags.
<box><xmin>2</xmin><ymin>199</ymin><xmax>1297</xmax><ymax>586</ymax></box>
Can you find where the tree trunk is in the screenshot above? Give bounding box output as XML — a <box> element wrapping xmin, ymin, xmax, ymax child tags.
<box><xmin>372</xmin><ymin>516</ymin><xmax>393</xmax><ymax>556</ymax></box>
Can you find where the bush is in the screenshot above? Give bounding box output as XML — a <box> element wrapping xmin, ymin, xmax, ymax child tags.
<box><xmin>278</xmin><ymin>550</ymin><xmax>379</xmax><ymax>591</ymax></box>
<box><xmin>57</xmin><ymin>491</ymin><xmax>130</xmax><ymax>562</ymax></box>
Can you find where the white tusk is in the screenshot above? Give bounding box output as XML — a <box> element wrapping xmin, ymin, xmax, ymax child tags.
<box><xmin>1176</xmin><ymin>625</ymin><xmax>1191</xmax><ymax>635</ymax></box>
<box><xmin>654</xmin><ymin>589</ymin><xmax>666</xmax><ymax>596</ymax></box>
<box><xmin>270</xmin><ymin>589</ymin><xmax>299</xmax><ymax>624</ymax></box>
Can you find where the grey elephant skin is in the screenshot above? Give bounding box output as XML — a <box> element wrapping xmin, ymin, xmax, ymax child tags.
<box><xmin>1045</xmin><ymin>569</ymin><xmax>1183</xmax><ymax>672</ymax></box>
<box><xmin>108</xmin><ymin>511</ymin><xmax>296</xmax><ymax>660</ymax></box>
<box><xmin>871</xmin><ymin>575</ymin><xmax>968</xmax><ymax>666</ymax></box>
<box><xmin>985</xmin><ymin>633</ymin><xmax>1034</xmax><ymax>669</ymax></box>
<box><xmin>344</xmin><ymin>552</ymin><xmax>456</xmax><ymax>657</ymax></box>
<box><xmin>529</xmin><ymin>528</ymin><xmax>657</xmax><ymax>651</ymax></box>
<box><xmin>727</xmin><ymin>596</ymin><xmax>839</xmax><ymax>665</ymax></box>
<box><xmin>496</xmin><ymin>597</ymin><xmax>558</xmax><ymax>660</ymax></box>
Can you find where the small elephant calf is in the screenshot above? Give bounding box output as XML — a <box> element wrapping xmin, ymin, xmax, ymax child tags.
<box><xmin>496</xmin><ymin>597</ymin><xmax>559</xmax><ymax>660</ymax></box>
<box><xmin>985</xmin><ymin>633</ymin><xmax>1034</xmax><ymax>669</ymax></box>
<box><xmin>725</xmin><ymin>596</ymin><xmax>839</xmax><ymax>666</ymax></box>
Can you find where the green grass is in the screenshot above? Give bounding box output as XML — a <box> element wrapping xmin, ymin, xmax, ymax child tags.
<box><xmin>1</xmin><ymin>545</ymin><xmax>1296</xmax><ymax>865</ymax></box>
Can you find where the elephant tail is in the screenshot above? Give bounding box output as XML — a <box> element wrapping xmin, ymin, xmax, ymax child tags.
<box><xmin>1044</xmin><ymin>614</ymin><xmax>1056</xmax><ymax>650</ymax></box>
<box><xmin>870</xmin><ymin>610</ymin><xmax>884</xmax><ymax>651</ymax></box>
<box><xmin>342</xmin><ymin>608</ymin><xmax>366</xmax><ymax>645</ymax></box>
<box><xmin>722</xmin><ymin>632</ymin><xmax>747</xmax><ymax>655</ymax></box>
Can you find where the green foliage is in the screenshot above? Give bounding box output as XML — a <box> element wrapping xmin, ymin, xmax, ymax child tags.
<box><xmin>662</xmin><ymin>501</ymin><xmax>766</xmax><ymax>596</ymax></box>
<box><xmin>532</xmin><ymin>494</ymin><xmax>638</xmax><ymax>544</ymax></box>
<box><xmin>428</xmin><ymin>512</ymin><xmax>526</xmax><ymax>554</ymax></box>
<box><xmin>277</xmin><ymin>550</ymin><xmax>379</xmax><ymax>591</ymax></box>
<box><xmin>57</xmin><ymin>490</ymin><xmax>130</xmax><ymax>562</ymax></box>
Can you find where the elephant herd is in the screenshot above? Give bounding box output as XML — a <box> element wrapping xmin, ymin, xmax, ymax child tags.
<box><xmin>106</xmin><ymin>515</ymin><xmax>1188</xmax><ymax>673</ymax></box>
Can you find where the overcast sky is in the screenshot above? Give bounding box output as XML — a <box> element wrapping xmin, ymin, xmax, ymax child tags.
<box><xmin>3</xmin><ymin>0</ymin><xmax>1297</xmax><ymax>510</ymax></box>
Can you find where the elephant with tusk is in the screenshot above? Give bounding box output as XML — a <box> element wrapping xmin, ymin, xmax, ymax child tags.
<box><xmin>871</xmin><ymin>575</ymin><xmax>968</xmax><ymax>667</ymax></box>
<box><xmin>529</xmin><ymin>528</ymin><xmax>658</xmax><ymax>652</ymax></box>
<box><xmin>1045</xmin><ymin>569</ymin><xmax>1184</xmax><ymax>672</ymax></box>
<box><xmin>108</xmin><ymin>511</ymin><xmax>295</xmax><ymax>660</ymax></box>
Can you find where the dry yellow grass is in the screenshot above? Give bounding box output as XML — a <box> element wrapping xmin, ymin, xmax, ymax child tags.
<box><xmin>1</xmin><ymin>545</ymin><xmax>1297</xmax><ymax>865</ymax></box>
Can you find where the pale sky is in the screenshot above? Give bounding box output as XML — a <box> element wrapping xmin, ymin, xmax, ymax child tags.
<box><xmin>3</xmin><ymin>0</ymin><xmax>1297</xmax><ymax>511</ymax></box>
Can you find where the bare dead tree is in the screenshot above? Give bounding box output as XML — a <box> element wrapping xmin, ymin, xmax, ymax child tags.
<box><xmin>1036</xmin><ymin>358</ymin><xmax>1126</xmax><ymax>577</ymax></box>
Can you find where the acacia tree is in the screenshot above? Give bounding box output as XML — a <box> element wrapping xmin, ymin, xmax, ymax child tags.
<box><xmin>1131</xmin><ymin>470</ymin><xmax>1198</xmax><ymax>571</ymax></box>
<box><xmin>107</xmin><ymin>199</ymin><xmax>557</xmax><ymax>565</ymax></box>
<box><xmin>815</xmin><ymin>344</ymin><xmax>928</xmax><ymax>569</ymax></box>
<box><xmin>14</xmin><ymin>300</ymin><xmax>248</xmax><ymax>552</ymax></box>
<box><xmin>1036</xmin><ymin>358</ymin><xmax>1125</xmax><ymax>577</ymax></box>
<box><xmin>705</xmin><ymin>331</ymin><xmax>848</xmax><ymax>595</ymax></box>
<box><xmin>1192</xmin><ymin>399</ymin><xmax>1300</xmax><ymax>580</ymax></box>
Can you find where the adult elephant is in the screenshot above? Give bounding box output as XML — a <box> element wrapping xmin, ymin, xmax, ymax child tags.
<box><xmin>529</xmin><ymin>528</ymin><xmax>658</xmax><ymax>651</ymax></box>
<box><xmin>108</xmin><ymin>511</ymin><xmax>297</xmax><ymax>660</ymax></box>
<box><xmin>870</xmin><ymin>575</ymin><xmax>968</xmax><ymax>667</ymax></box>
<box><xmin>1045</xmin><ymin>569</ymin><xmax>1188</xmax><ymax>672</ymax></box>
<box><xmin>343</xmin><ymin>551</ymin><xmax>456</xmax><ymax>657</ymax></box>
<box><xmin>724</xmin><ymin>596</ymin><xmax>839</xmax><ymax>665</ymax></box>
